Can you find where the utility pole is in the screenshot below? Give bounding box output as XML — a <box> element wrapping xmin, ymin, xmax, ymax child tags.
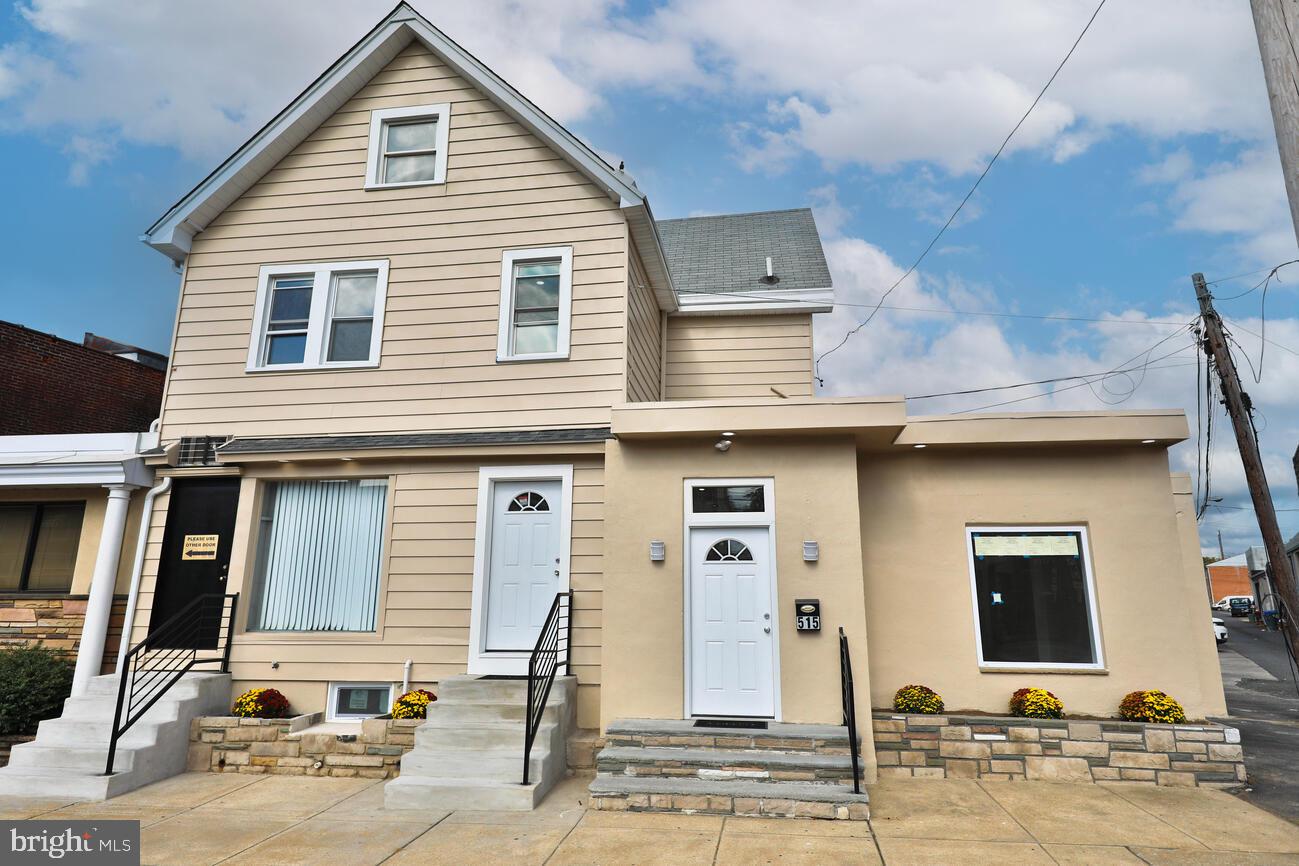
<box><xmin>1250</xmin><ymin>0</ymin><xmax>1299</xmax><ymax>246</ymax></box>
<box><xmin>1218</xmin><ymin>529</ymin><xmax>1226</xmax><ymax>561</ymax></box>
<box><xmin>1194</xmin><ymin>273</ymin><xmax>1299</xmax><ymax>663</ymax></box>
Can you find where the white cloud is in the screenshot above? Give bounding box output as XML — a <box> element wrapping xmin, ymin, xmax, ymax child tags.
<box><xmin>814</xmin><ymin>238</ymin><xmax>1299</xmax><ymax>553</ymax></box>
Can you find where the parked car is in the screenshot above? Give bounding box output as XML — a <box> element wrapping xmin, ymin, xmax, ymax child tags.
<box><xmin>1213</xmin><ymin>595</ymin><xmax>1254</xmax><ymax>611</ymax></box>
<box><xmin>1229</xmin><ymin>597</ymin><xmax>1255</xmax><ymax>617</ymax></box>
<box><xmin>1213</xmin><ymin>618</ymin><xmax>1228</xmax><ymax>644</ymax></box>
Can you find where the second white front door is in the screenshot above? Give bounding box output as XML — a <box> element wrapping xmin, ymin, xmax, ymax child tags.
<box><xmin>689</xmin><ymin>526</ymin><xmax>776</xmax><ymax>718</ymax></box>
<box><xmin>485</xmin><ymin>479</ymin><xmax>562</xmax><ymax>651</ymax></box>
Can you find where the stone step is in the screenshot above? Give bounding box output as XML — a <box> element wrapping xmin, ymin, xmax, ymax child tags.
<box><xmin>414</xmin><ymin>720</ymin><xmax>560</xmax><ymax>752</ymax></box>
<box><xmin>34</xmin><ymin>716</ymin><xmax>163</xmax><ymax>749</ymax></box>
<box><xmin>422</xmin><ymin>701</ymin><xmax>561</xmax><ymax>727</ymax></box>
<box><xmin>604</xmin><ymin>719</ymin><xmax>851</xmax><ymax>755</ymax></box>
<box><xmin>588</xmin><ymin>775</ymin><xmax>869</xmax><ymax>821</ymax></box>
<box><xmin>596</xmin><ymin>745</ymin><xmax>856</xmax><ymax>785</ymax></box>
<box><xmin>0</xmin><ymin>767</ymin><xmax>123</xmax><ymax>800</ymax></box>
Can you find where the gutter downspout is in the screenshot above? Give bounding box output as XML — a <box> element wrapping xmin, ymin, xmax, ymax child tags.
<box><xmin>402</xmin><ymin>659</ymin><xmax>413</xmax><ymax>695</ymax></box>
<box><xmin>115</xmin><ymin>476</ymin><xmax>172</xmax><ymax>674</ymax></box>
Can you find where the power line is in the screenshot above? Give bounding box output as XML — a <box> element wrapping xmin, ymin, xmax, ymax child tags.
<box><xmin>1222</xmin><ymin>316</ymin><xmax>1299</xmax><ymax>358</ymax></box>
<box><xmin>950</xmin><ymin>325</ymin><xmax>1198</xmax><ymax>413</ymax></box>
<box><xmin>813</xmin><ymin>0</ymin><xmax>1110</xmax><ymax>382</ymax></box>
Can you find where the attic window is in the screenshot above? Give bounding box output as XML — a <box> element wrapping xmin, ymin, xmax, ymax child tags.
<box><xmin>496</xmin><ymin>247</ymin><xmax>573</xmax><ymax>362</ymax></box>
<box><xmin>365</xmin><ymin>103</ymin><xmax>450</xmax><ymax>189</ymax></box>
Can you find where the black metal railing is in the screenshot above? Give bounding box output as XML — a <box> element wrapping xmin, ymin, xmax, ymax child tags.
<box><xmin>522</xmin><ymin>591</ymin><xmax>571</xmax><ymax>785</ymax></box>
<box><xmin>838</xmin><ymin>626</ymin><xmax>861</xmax><ymax>794</ymax></box>
<box><xmin>104</xmin><ymin>593</ymin><xmax>238</xmax><ymax>776</ymax></box>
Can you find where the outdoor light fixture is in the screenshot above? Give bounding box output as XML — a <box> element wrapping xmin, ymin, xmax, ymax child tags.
<box><xmin>649</xmin><ymin>540</ymin><xmax>666</xmax><ymax>561</ymax></box>
<box><xmin>913</xmin><ymin>444</ymin><xmax>927</xmax><ymax>449</ymax></box>
<box><xmin>1141</xmin><ymin>439</ymin><xmax>1156</xmax><ymax>444</ymax></box>
<box><xmin>803</xmin><ymin>541</ymin><xmax>819</xmax><ymax>562</ymax></box>
<box><xmin>715</xmin><ymin>439</ymin><xmax>732</xmax><ymax>452</ymax></box>
<box><xmin>721</xmin><ymin>431</ymin><xmax>735</xmax><ymax>438</ymax></box>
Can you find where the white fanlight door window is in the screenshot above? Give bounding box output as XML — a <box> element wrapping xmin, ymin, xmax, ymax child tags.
<box><xmin>688</xmin><ymin>526</ymin><xmax>777</xmax><ymax>718</ymax></box>
<box><xmin>469</xmin><ymin>466</ymin><xmax>572</xmax><ymax>675</ymax></box>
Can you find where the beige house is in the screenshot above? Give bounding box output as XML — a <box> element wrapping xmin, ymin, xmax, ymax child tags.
<box><xmin>82</xmin><ymin>3</ymin><xmax>1224</xmax><ymax>811</ymax></box>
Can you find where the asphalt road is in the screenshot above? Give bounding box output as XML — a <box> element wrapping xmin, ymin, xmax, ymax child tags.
<box><xmin>1212</xmin><ymin>611</ymin><xmax>1299</xmax><ymax>824</ymax></box>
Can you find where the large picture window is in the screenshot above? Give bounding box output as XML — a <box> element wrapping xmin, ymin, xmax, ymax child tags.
<box><xmin>0</xmin><ymin>502</ymin><xmax>84</xmax><ymax>593</ymax></box>
<box><xmin>967</xmin><ymin>527</ymin><xmax>1102</xmax><ymax>668</ymax></box>
<box><xmin>249</xmin><ymin>479</ymin><xmax>388</xmax><ymax>632</ymax></box>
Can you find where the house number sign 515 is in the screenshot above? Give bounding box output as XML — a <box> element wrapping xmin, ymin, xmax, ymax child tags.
<box><xmin>794</xmin><ymin>598</ymin><xmax>821</xmax><ymax>632</ymax></box>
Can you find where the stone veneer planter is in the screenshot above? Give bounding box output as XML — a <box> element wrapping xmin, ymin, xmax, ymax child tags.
<box><xmin>873</xmin><ymin>712</ymin><xmax>1245</xmax><ymax>788</ymax></box>
<box><xmin>188</xmin><ymin>714</ymin><xmax>421</xmax><ymax>779</ymax></box>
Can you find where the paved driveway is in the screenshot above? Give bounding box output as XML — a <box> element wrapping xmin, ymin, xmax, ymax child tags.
<box><xmin>2</xmin><ymin>771</ymin><xmax>1298</xmax><ymax>864</ymax></box>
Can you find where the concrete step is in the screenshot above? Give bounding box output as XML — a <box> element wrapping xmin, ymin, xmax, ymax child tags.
<box><xmin>423</xmin><ymin>701</ymin><xmax>561</xmax><ymax>726</ymax></box>
<box><xmin>596</xmin><ymin>745</ymin><xmax>856</xmax><ymax>784</ymax></box>
<box><xmin>386</xmin><ymin>675</ymin><xmax>576</xmax><ymax>812</ymax></box>
<box><xmin>588</xmin><ymin>775</ymin><xmax>869</xmax><ymax>821</ymax></box>
<box><xmin>385</xmin><ymin>774</ymin><xmax>548</xmax><ymax>811</ymax></box>
<box><xmin>604</xmin><ymin>719</ymin><xmax>850</xmax><ymax>755</ymax></box>
<box><xmin>0</xmin><ymin>672</ymin><xmax>232</xmax><ymax>801</ymax></box>
<box><xmin>7</xmin><ymin>742</ymin><xmax>138</xmax><ymax>773</ymax></box>
<box><xmin>399</xmin><ymin>747</ymin><xmax>550</xmax><ymax>782</ymax></box>
<box><xmin>437</xmin><ymin>675</ymin><xmax>575</xmax><ymax>704</ymax></box>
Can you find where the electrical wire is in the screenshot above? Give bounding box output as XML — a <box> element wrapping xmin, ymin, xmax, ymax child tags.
<box><xmin>1222</xmin><ymin>317</ymin><xmax>1299</xmax><ymax>358</ymax></box>
<box><xmin>949</xmin><ymin>324</ymin><xmax>1198</xmax><ymax>413</ymax></box>
<box><xmin>812</xmin><ymin>0</ymin><xmax>1110</xmax><ymax>382</ymax></box>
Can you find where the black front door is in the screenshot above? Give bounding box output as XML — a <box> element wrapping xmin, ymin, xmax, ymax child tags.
<box><xmin>151</xmin><ymin>478</ymin><xmax>241</xmax><ymax>648</ymax></box>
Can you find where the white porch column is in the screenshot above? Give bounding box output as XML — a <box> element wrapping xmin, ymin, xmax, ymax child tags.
<box><xmin>71</xmin><ymin>484</ymin><xmax>135</xmax><ymax>696</ymax></box>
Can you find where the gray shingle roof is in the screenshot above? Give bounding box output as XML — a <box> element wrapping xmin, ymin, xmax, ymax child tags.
<box><xmin>218</xmin><ymin>427</ymin><xmax>612</xmax><ymax>455</ymax></box>
<box><xmin>656</xmin><ymin>208</ymin><xmax>832</xmax><ymax>296</ymax></box>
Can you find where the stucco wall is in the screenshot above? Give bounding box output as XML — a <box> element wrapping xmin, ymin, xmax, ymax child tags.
<box><xmin>600</xmin><ymin>436</ymin><xmax>876</xmax><ymax>778</ymax></box>
<box><xmin>858</xmin><ymin>448</ymin><xmax>1227</xmax><ymax>719</ymax></box>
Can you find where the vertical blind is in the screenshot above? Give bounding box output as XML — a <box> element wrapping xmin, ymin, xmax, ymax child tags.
<box><xmin>251</xmin><ymin>479</ymin><xmax>387</xmax><ymax>631</ymax></box>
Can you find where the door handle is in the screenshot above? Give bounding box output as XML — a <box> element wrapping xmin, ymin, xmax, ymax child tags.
<box><xmin>763</xmin><ymin>626</ymin><xmax>771</xmax><ymax>634</ymax></box>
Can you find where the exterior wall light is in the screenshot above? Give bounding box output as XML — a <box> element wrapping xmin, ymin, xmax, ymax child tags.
<box><xmin>1141</xmin><ymin>439</ymin><xmax>1156</xmax><ymax>444</ymax></box>
<box><xmin>913</xmin><ymin>444</ymin><xmax>927</xmax><ymax>449</ymax></box>
<box><xmin>803</xmin><ymin>541</ymin><xmax>819</xmax><ymax>562</ymax></box>
<box><xmin>649</xmin><ymin>540</ymin><xmax>666</xmax><ymax>561</ymax></box>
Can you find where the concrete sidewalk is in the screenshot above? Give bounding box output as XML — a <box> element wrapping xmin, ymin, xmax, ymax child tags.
<box><xmin>2</xmin><ymin>772</ymin><xmax>1298</xmax><ymax>864</ymax></box>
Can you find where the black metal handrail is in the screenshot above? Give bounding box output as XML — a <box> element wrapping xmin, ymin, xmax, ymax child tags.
<box><xmin>522</xmin><ymin>591</ymin><xmax>570</xmax><ymax>785</ymax></box>
<box><xmin>104</xmin><ymin>593</ymin><xmax>239</xmax><ymax>776</ymax></box>
<box><xmin>838</xmin><ymin>626</ymin><xmax>862</xmax><ymax>794</ymax></box>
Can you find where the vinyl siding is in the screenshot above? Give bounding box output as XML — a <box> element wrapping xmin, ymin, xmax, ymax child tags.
<box><xmin>160</xmin><ymin>42</ymin><xmax>630</xmax><ymax>440</ymax></box>
<box><xmin>625</xmin><ymin>247</ymin><xmax>662</xmax><ymax>402</ymax></box>
<box><xmin>131</xmin><ymin>457</ymin><xmax>605</xmax><ymax>726</ymax></box>
<box><xmin>664</xmin><ymin>313</ymin><xmax>814</xmax><ymax>400</ymax></box>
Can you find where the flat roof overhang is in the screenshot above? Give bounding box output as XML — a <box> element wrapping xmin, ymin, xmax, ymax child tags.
<box><xmin>611</xmin><ymin>397</ymin><xmax>908</xmax><ymax>447</ymax></box>
<box><xmin>893</xmin><ymin>409</ymin><xmax>1190</xmax><ymax>449</ymax></box>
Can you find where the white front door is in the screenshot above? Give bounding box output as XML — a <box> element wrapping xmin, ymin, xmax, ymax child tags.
<box><xmin>484</xmin><ymin>479</ymin><xmax>562</xmax><ymax>651</ymax></box>
<box><xmin>689</xmin><ymin>526</ymin><xmax>776</xmax><ymax>717</ymax></box>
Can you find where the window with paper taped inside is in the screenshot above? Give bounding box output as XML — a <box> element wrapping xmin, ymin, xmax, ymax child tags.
<box><xmin>969</xmin><ymin>530</ymin><xmax>1098</xmax><ymax>666</ymax></box>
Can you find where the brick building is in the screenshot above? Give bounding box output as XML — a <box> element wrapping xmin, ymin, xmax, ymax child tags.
<box><xmin>0</xmin><ymin>321</ymin><xmax>165</xmax><ymax>435</ymax></box>
<box><xmin>1206</xmin><ymin>553</ymin><xmax>1252</xmax><ymax>603</ymax></box>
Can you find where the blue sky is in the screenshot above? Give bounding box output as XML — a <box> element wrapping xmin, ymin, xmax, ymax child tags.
<box><xmin>1</xmin><ymin>0</ymin><xmax>1296</xmax><ymax>553</ymax></box>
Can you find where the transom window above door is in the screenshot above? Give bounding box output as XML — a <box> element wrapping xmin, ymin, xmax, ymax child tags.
<box><xmin>247</xmin><ymin>261</ymin><xmax>389</xmax><ymax>372</ymax></box>
<box><xmin>508</xmin><ymin>491</ymin><xmax>550</xmax><ymax>512</ymax></box>
<box><xmin>706</xmin><ymin>538</ymin><xmax>753</xmax><ymax>562</ymax></box>
<box><xmin>365</xmin><ymin>104</ymin><xmax>450</xmax><ymax>188</ymax></box>
<box><xmin>497</xmin><ymin>247</ymin><xmax>573</xmax><ymax>362</ymax></box>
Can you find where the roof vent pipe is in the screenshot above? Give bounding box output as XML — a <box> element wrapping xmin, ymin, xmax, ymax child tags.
<box><xmin>760</xmin><ymin>256</ymin><xmax>779</xmax><ymax>285</ymax></box>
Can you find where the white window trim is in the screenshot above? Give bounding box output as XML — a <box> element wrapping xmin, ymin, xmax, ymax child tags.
<box><xmin>496</xmin><ymin>246</ymin><xmax>573</xmax><ymax>362</ymax></box>
<box><xmin>681</xmin><ymin>477</ymin><xmax>782</xmax><ymax>721</ymax></box>
<box><xmin>467</xmin><ymin>465</ymin><xmax>574</xmax><ymax>676</ymax></box>
<box><xmin>246</xmin><ymin>260</ymin><xmax>389</xmax><ymax>373</ymax></box>
<box><xmin>364</xmin><ymin>103</ymin><xmax>450</xmax><ymax>189</ymax></box>
<box><xmin>965</xmin><ymin>525</ymin><xmax>1106</xmax><ymax>672</ymax></box>
<box><xmin>326</xmin><ymin>682</ymin><xmax>394</xmax><ymax>722</ymax></box>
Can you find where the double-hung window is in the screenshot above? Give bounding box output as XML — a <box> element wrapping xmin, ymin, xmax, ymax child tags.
<box><xmin>497</xmin><ymin>247</ymin><xmax>573</xmax><ymax>361</ymax></box>
<box><xmin>249</xmin><ymin>479</ymin><xmax>389</xmax><ymax>632</ymax></box>
<box><xmin>0</xmin><ymin>502</ymin><xmax>84</xmax><ymax>593</ymax></box>
<box><xmin>966</xmin><ymin>526</ymin><xmax>1104</xmax><ymax>669</ymax></box>
<box><xmin>247</xmin><ymin>261</ymin><xmax>389</xmax><ymax>372</ymax></box>
<box><xmin>365</xmin><ymin>104</ymin><xmax>450</xmax><ymax>188</ymax></box>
